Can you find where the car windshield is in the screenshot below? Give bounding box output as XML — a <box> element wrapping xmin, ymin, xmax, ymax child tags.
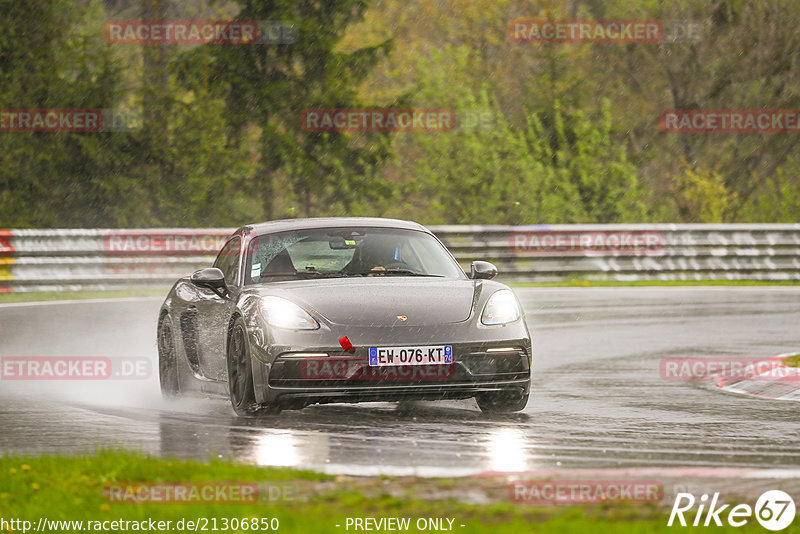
<box><xmin>244</xmin><ymin>227</ymin><xmax>464</xmax><ymax>283</ymax></box>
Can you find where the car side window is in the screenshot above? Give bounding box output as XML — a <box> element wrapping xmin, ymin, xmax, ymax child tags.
<box><xmin>214</xmin><ymin>236</ymin><xmax>242</xmax><ymax>286</ymax></box>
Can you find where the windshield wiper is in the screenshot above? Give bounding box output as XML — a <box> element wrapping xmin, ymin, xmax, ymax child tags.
<box><xmin>347</xmin><ymin>268</ymin><xmax>444</xmax><ymax>277</ymax></box>
<box><xmin>259</xmin><ymin>270</ymin><xmax>344</xmax><ymax>279</ymax></box>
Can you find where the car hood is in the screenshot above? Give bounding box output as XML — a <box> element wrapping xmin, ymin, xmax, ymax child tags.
<box><xmin>249</xmin><ymin>278</ymin><xmax>477</xmax><ymax>327</ymax></box>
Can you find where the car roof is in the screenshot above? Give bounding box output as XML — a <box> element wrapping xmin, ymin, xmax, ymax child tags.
<box><xmin>239</xmin><ymin>217</ymin><xmax>429</xmax><ymax>236</ymax></box>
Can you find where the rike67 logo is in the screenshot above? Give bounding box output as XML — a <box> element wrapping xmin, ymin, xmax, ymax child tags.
<box><xmin>669</xmin><ymin>490</ymin><xmax>795</xmax><ymax>530</ymax></box>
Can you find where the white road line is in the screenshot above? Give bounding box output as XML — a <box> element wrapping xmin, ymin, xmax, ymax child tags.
<box><xmin>0</xmin><ymin>296</ymin><xmax>163</xmax><ymax>309</ymax></box>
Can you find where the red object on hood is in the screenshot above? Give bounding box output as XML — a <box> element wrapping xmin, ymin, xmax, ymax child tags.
<box><xmin>338</xmin><ymin>336</ymin><xmax>355</xmax><ymax>354</ymax></box>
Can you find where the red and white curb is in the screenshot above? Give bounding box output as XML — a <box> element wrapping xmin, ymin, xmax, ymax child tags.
<box><xmin>713</xmin><ymin>352</ymin><xmax>800</xmax><ymax>400</ymax></box>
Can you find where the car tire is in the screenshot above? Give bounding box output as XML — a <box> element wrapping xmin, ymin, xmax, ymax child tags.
<box><xmin>158</xmin><ymin>314</ymin><xmax>181</xmax><ymax>399</ymax></box>
<box><xmin>475</xmin><ymin>390</ymin><xmax>529</xmax><ymax>413</ymax></box>
<box><xmin>227</xmin><ymin>316</ymin><xmax>278</xmax><ymax>416</ymax></box>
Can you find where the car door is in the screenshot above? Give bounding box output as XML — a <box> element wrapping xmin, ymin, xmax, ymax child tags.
<box><xmin>192</xmin><ymin>236</ymin><xmax>242</xmax><ymax>381</ymax></box>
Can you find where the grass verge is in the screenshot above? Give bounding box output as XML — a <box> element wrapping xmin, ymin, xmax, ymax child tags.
<box><xmin>508</xmin><ymin>279</ymin><xmax>800</xmax><ymax>288</ymax></box>
<box><xmin>0</xmin><ymin>450</ymin><xmax>780</xmax><ymax>533</ymax></box>
<box><xmin>782</xmin><ymin>354</ymin><xmax>800</xmax><ymax>368</ymax></box>
<box><xmin>0</xmin><ymin>289</ymin><xmax>166</xmax><ymax>304</ymax></box>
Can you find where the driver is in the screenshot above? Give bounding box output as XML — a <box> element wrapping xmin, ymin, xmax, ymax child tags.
<box><xmin>345</xmin><ymin>235</ymin><xmax>402</xmax><ymax>274</ymax></box>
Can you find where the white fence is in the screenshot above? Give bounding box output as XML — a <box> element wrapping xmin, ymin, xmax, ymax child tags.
<box><xmin>2</xmin><ymin>224</ymin><xmax>800</xmax><ymax>291</ymax></box>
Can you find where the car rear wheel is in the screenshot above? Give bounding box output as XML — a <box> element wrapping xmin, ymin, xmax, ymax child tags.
<box><xmin>158</xmin><ymin>314</ymin><xmax>180</xmax><ymax>399</ymax></box>
<box><xmin>475</xmin><ymin>390</ymin><xmax>529</xmax><ymax>413</ymax></box>
<box><xmin>227</xmin><ymin>316</ymin><xmax>279</xmax><ymax>416</ymax></box>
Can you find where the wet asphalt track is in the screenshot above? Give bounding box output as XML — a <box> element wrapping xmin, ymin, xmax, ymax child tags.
<box><xmin>0</xmin><ymin>287</ymin><xmax>799</xmax><ymax>476</ymax></box>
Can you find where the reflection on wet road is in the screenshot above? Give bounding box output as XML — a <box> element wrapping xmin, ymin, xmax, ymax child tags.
<box><xmin>1</xmin><ymin>288</ymin><xmax>799</xmax><ymax>475</ymax></box>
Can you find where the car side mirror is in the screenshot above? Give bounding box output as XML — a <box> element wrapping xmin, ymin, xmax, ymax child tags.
<box><xmin>191</xmin><ymin>268</ymin><xmax>228</xmax><ymax>297</ymax></box>
<box><xmin>470</xmin><ymin>260</ymin><xmax>498</xmax><ymax>280</ymax></box>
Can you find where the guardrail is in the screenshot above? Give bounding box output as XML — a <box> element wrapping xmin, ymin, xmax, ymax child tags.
<box><xmin>1</xmin><ymin>224</ymin><xmax>799</xmax><ymax>291</ymax></box>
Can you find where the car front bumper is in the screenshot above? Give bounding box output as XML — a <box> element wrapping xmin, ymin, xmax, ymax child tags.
<box><xmin>246</xmin><ymin>320</ymin><xmax>532</xmax><ymax>407</ymax></box>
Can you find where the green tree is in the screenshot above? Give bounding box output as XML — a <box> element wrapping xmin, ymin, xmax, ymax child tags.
<box><xmin>540</xmin><ymin>99</ymin><xmax>647</xmax><ymax>223</ymax></box>
<box><xmin>0</xmin><ymin>0</ymin><xmax>131</xmax><ymax>226</ymax></box>
<box><xmin>406</xmin><ymin>46</ymin><xmax>645</xmax><ymax>224</ymax></box>
<box><xmin>180</xmin><ymin>0</ymin><xmax>394</xmax><ymax>220</ymax></box>
<box><xmin>670</xmin><ymin>162</ymin><xmax>737</xmax><ymax>223</ymax></box>
<box><xmin>743</xmin><ymin>157</ymin><xmax>800</xmax><ymax>223</ymax></box>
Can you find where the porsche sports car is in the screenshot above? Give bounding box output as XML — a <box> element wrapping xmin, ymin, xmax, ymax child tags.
<box><xmin>157</xmin><ymin>217</ymin><xmax>532</xmax><ymax>415</ymax></box>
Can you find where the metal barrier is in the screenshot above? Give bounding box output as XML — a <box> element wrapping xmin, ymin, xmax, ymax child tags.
<box><xmin>1</xmin><ymin>224</ymin><xmax>800</xmax><ymax>291</ymax></box>
<box><xmin>435</xmin><ymin>224</ymin><xmax>800</xmax><ymax>282</ymax></box>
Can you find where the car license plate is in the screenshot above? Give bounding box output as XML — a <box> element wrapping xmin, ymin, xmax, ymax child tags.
<box><xmin>369</xmin><ymin>345</ymin><xmax>453</xmax><ymax>367</ymax></box>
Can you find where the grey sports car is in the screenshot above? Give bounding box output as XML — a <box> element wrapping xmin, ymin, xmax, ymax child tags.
<box><xmin>157</xmin><ymin>217</ymin><xmax>532</xmax><ymax>415</ymax></box>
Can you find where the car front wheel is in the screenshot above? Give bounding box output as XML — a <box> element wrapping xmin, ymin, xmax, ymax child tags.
<box><xmin>158</xmin><ymin>314</ymin><xmax>180</xmax><ymax>399</ymax></box>
<box><xmin>227</xmin><ymin>316</ymin><xmax>280</xmax><ymax>416</ymax></box>
<box><xmin>227</xmin><ymin>317</ymin><xmax>260</xmax><ymax>416</ymax></box>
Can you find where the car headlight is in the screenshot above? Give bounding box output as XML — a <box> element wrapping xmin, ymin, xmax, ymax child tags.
<box><xmin>261</xmin><ymin>297</ymin><xmax>319</xmax><ymax>330</ymax></box>
<box><xmin>481</xmin><ymin>290</ymin><xmax>520</xmax><ymax>325</ymax></box>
